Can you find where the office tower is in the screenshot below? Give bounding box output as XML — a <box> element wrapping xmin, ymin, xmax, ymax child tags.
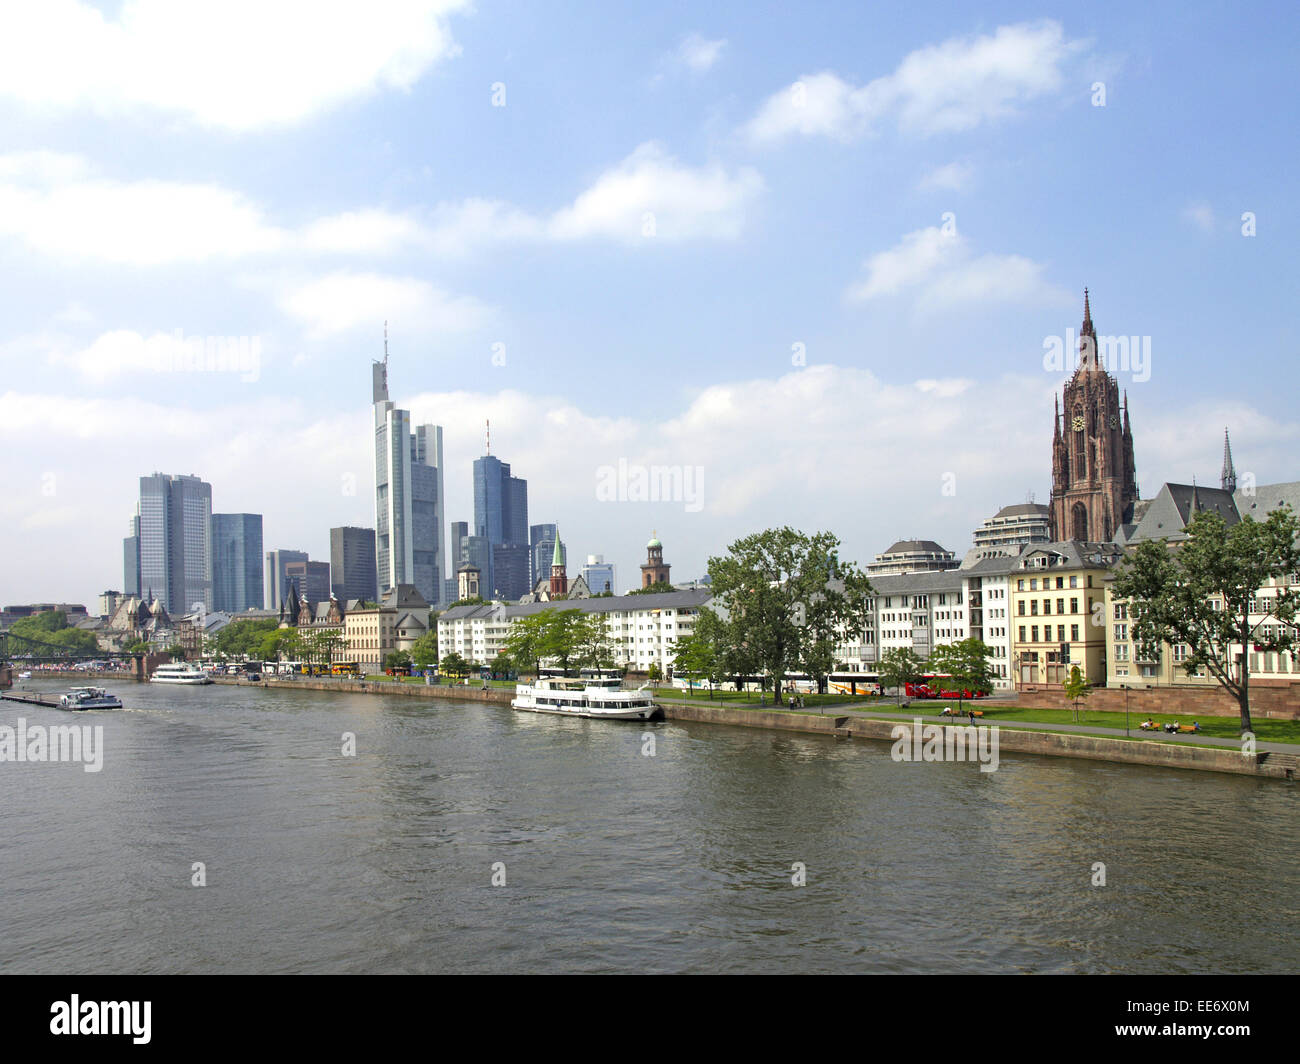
<box><xmin>473</xmin><ymin>450</ymin><xmax>529</xmax><ymax>600</ymax></box>
<box><xmin>330</xmin><ymin>526</ymin><xmax>378</xmax><ymax>603</ymax></box>
<box><xmin>529</xmin><ymin>524</ymin><xmax>565</xmax><ymax>589</ymax></box>
<box><xmin>265</xmin><ymin>549</ymin><xmax>308</xmax><ymax>611</ymax></box>
<box><xmin>449</xmin><ymin>521</ymin><xmax>468</xmax><ymax>568</ymax></box>
<box><xmin>284</xmin><ymin>560</ymin><xmax>330</xmax><ymax>606</ymax></box>
<box><xmin>132</xmin><ymin>473</ymin><xmax>213</xmax><ymax>614</ymax></box>
<box><xmin>212</xmin><ymin>513</ymin><xmax>264</xmax><ymax>613</ymax></box>
<box><xmin>581</xmin><ymin>554</ymin><xmax>616</xmax><ymax>596</ymax></box>
<box><xmin>373</xmin><ymin>338</ymin><xmax>446</xmax><ymax>607</ymax></box>
<box><xmin>123</xmin><ymin>514</ymin><xmax>141</xmax><ymax>597</ymax></box>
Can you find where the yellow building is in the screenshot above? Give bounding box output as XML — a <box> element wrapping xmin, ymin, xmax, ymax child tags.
<box><xmin>1009</xmin><ymin>542</ymin><xmax>1123</xmax><ymax>689</ymax></box>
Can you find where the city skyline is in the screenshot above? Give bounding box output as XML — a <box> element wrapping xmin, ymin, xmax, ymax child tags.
<box><xmin>3</xmin><ymin>5</ymin><xmax>1298</xmax><ymax>604</ymax></box>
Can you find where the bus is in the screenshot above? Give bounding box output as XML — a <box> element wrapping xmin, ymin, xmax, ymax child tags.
<box><xmin>331</xmin><ymin>661</ymin><xmax>362</xmax><ymax>678</ymax></box>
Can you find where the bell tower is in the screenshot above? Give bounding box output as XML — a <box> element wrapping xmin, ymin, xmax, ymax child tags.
<box><xmin>1048</xmin><ymin>290</ymin><xmax>1138</xmax><ymax>542</ymax></box>
<box><xmin>640</xmin><ymin>532</ymin><xmax>671</xmax><ymax>588</ymax></box>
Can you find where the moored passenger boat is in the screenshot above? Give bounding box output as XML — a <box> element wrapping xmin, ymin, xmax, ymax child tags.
<box><xmin>511</xmin><ymin>677</ymin><xmax>659</xmax><ymax>720</ymax></box>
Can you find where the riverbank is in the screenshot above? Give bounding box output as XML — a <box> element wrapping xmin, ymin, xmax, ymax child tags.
<box><xmin>22</xmin><ymin>671</ymin><xmax>1294</xmax><ymax>781</ymax></box>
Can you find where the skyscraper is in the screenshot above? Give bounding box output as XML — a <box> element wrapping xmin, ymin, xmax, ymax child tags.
<box><xmin>123</xmin><ymin>514</ymin><xmax>141</xmax><ymax>597</ymax></box>
<box><xmin>330</xmin><ymin>526</ymin><xmax>378</xmax><ymax>603</ymax></box>
<box><xmin>264</xmin><ymin>548</ymin><xmax>308</xmax><ymax>611</ymax></box>
<box><xmin>212</xmin><ymin>513</ymin><xmax>264</xmax><ymax>613</ymax></box>
<box><xmin>473</xmin><ymin>450</ymin><xmax>529</xmax><ymax>600</ymax></box>
<box><xmin>581</xmin><ymin>554</ymin><xmax>616</xmax><ymax>596</ymax></box>
<box><xmin>131</xmin><ymin>473</ymin><xmax>213</xmax><ymax>613</ymax></box>
<box><xmin>529</xmin><ymin>523</ymin><xmax>565</xmax><ymax>588</ymax></box>
<box><xmin>284</xmin><ymin>560</ymin><xmax>330</xmax><ymax>606</ymax></box>
<box><xmin>373</xmin><ymin>336</ymin><xmax>446</xmax><ymax>607</ymax></box>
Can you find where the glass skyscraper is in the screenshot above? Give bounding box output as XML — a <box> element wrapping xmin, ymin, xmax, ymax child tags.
<box><xmin>330</xmin><ymin>526</ymin><xmax>378</xmax><ymax>603</ymax></box>
<box><xmin>474</xmin><ymin>454</ymin><xmax>529</xmax><ymax>600</ymax></box>
<box><xmin>529</xmin><ymin>524</ymin><xmax>565</xmax><ymax>589</ymax></box>
<box><xmin>130</xmin><ymin>473</ymin><xmax>213</xmax><ymax>614</ymax></box>
<box><xmin>212</xmin><ymin>513</ymin><xmax>264</xmax><ymax>614</ymax></box>
<box><xmin>373</xmin><ymin>350</ymin><xmax>446</xmax><ymax>608</ymax></box>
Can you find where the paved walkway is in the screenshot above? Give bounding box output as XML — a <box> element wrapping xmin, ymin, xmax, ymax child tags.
<box><xmin>655</xmin><ymin>695</ymin><xmax>1297</xmax><ymax>755</ymax></box>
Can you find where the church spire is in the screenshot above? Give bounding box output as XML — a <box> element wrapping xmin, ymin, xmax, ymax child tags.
<box><xmin>1221</xmin><ymin>428</ymin><xmax>1237</xmax><ymax>492</ymax></box>
<box><xmin>1078</xmin><ymin>287</ymin><xmax>1096</xmax><ymax>368</ymax></box>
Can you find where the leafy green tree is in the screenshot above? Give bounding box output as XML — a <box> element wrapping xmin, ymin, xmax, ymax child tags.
<box><xmin>256</xmin><ymin>627</ymin><xmax>301</xmax><ymax>663</ymax></box>
<box><xmin>928</xmin><ymin>637</ymin><xmax>995</xmax><ymax>712</ymax></box>
<box><xmin>410</xmin><ymin>630</ymin><xmax>439</xmax><ymax>670</ymax></box>
<box><xmin>671</xmin><ymin>630</ymin><xmax>719</xmax><ymax>698</ymax></box>
<box><xmin>447</xmin><ymin>596</ymin><xmax>487</xmax><ymax>608</ymax></box>
<box><xmin>440</xmin><ymin>651</ymin><xmax>471</xmax><ymax>679</ymax></box>
<box><xmin>165</xmin><ymin>643</ymin><xmax>187</xmax><ymax>661</ymax></box>
<box><xmin>572</xmin><ymin>613</ymin><xmax>616</xmax><ymax>677</ymax></box>
<box><xmin>489</xmin><ymin>653</ymin><xmax>514</xmax><ymax>679</ymax></box>
<box><xmin>878</xmin><ymin>646</ymin><xmax>925</xmax><ymax>707</ymax></box>
<box><xmin>647</xmin><ymin>662</ymin><xmax>662</xmax><ymax>683</ymax></box>
<box><xmin>1112</xmin><ymin>506</ymin><xmax>1299</xmax><ymax>733</ymax></box>
<box><xmin>214</xmin><ymin>618</ymin><xmax>279</xmax><ymax>660</ymax></box>
<box><xmin>501</xmin><ymin>611</ymin><xmax>558</xmax><ymax>678</ymax></box>
<box><xmin>706</xmin><ymin>528</ymin><xmax>872</xmax><ymax>705</ymax></box>
<box><xmin>384</xmin><ymin>650</ymin><xmax>412</xmax><ymax>672</ymax></box>
<box><xmin>1062</xmin><ymin>665</ymin><xmax>1090</xmax><ymax>723</ymax></box>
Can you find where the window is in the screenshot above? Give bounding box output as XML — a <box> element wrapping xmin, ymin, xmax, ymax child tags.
<box><xmin>1030</xmin><ymin>600</ymin><xmax>1039</xmax><ymax>616</ymax></box>
<box><xmin>1056</xmin><ymin>577</ymin><xmax>1065</xmax><ymax>589</ymax></box>
<box><xmin>1031</xmin><ymin>626</ymin><xmax>1039</xmax><ymax>642</ymax></box>
<box><xmin>1071</xmin><ymin>597</ymin><xmax>1079</xmax><ymax>614</ymax></box>
<box><xmin>1016</xmin><ymin>579</ymin><xmax>1025</xmax><ymax>591</ymax></box>
<box><xmin>1115</xmin><ymin>645</ymin><xmax>1129</xmax><ymax>662</ymax></box>
<box><xmin>1069</xmin><ymin>576</ymin><xmax>1078</xmax><ymax>588</ymax></box>
<box><xmin>1071</xmin><ymin>624</ymin><xmax>1080</xmax><ymax>641</ymax></box>
<box><xmin>1018</xmin><ymin>601</ymin><xmax>1026</xmax><ymax>616</ymax></box>
<box><xmin>1019</xmin><ymin>626</ymin><xmax>1026</xmax><ymax>642</ymax></box>
<box><xmin>1057</xmin><ymin>598</ymin><xmax>1065</xmax><ymax>615</ymax></box>
<box><xmin>1030</xmin><ymin>578</ymin><xmax>1038</xmax><ymax>590</ymax></box>
<box><xmin>1114</xmin><ymin>624</ymin><xmax>1128</xmax><ymax>641</ymax></box>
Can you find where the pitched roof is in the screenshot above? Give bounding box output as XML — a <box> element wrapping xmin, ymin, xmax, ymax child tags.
<box><xmin>438</xmin><ymin>588</ymin><xmax>713</xmax><ymax>623</ymax></box>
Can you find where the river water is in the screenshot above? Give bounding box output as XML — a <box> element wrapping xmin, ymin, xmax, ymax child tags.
<box><xmin>2</xmin><ymin>678</ymin><xmax>1296</xmax><ymax>973</ymax></box>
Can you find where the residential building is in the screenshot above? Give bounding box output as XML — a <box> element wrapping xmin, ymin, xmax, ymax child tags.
<box><xmin>866</xmin><ymin>539</ymin><xmax>958</xmax><ymax>576</ymax></box>
<box><xmin>438</xmin><ymin>589</ymin><xmax>712</xmax><ymax>673</ymax></box>
<box><xmin>1009</xmin><ymin>541</ymin><xmax>1123</xmax><ymax>689</ymax></box>
<box><xmin>212</xmin><ymin>513</ymin><xmax>264</xmax><ymax>614</ymax></box>
<box><xmin>344</xmin><ymin>603</ymin><xmax>397</xmax><ymax>668</ymax></box>
<box><xmin>330</xmin><ymin>526</ymin><xmax>378</xmax><ymax>603</ymax></box>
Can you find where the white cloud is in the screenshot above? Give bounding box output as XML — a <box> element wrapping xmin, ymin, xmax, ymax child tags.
<box><xmin>0</xmin><ymin>0</ymin><xmax>470</xmax><ymax>131</ymax></box>
<box><xmin>547</xmin><ymin>143</ymin><xmax>762</xmax><ymax>242</ymax></box>
<box><xmin>676</xmin><ymin>33</ymin><xmax>727</xmax><ymax>72</ymax></box>
<box><xmin>1182</xmin><ymin>201</ymin><xmax>1215</xmax><ymax>233</ymax></box>
<box><xmin>745</xmin><ymin>20</ymin><xmax>1080</xmax><ymax>144</ymax></box>
<box><xmin>918</xmin><ymin>161</ymin><xmax>972</xmax><ymax>192</ymax></box>
<box><xmin>0</xmin><ymin>152</ymin><xmax>287</xmax><ymax>264</ymax></box>
<box><xmin>276</xmin><ymin>272</ymin><xmax>492</xmax><ymax>339</ymax></box>
<box><xmin>0</xmin><ymin>144</ymin><xmax>760</xmax><ymax>266</ymax></box>
<box><xmin>846</xmin><ymin>226</ymin><xmax>1070</xmax><ymax>310</ymax></box>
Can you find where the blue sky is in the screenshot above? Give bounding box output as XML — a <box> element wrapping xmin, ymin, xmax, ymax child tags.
<box><xmin>2</xmin><ymin>1</ymin><xmax>1297</xmax><ymax>604</ymax></box>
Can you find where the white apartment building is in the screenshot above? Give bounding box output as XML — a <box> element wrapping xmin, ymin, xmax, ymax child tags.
<box><xmin>437</xmin><ymin>590</ymin><xmax>712</xmax><ymax>672</ymax></box>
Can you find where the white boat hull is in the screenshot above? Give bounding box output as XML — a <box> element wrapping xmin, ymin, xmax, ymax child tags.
<box><xmin>511</xmin><ymin>698</ymin><xmax>657</xmax><ymax>720</ymax></box>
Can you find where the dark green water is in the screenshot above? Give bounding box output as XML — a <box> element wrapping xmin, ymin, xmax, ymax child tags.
<box><xmin>2</xmin><ymin>678</ymin><xmax>1296</xmax><ymax>973</ymax></box>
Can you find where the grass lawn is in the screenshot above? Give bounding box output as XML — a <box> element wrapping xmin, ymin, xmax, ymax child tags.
<box><xmin>652</xmin><ymin>687</ymin><xmax>885</xmax><ymax>708</ymax></box>
<box><xmin>971</xmin><ymin>705</ymin><xmax>1299</xmax><ymax>744</ymax></box>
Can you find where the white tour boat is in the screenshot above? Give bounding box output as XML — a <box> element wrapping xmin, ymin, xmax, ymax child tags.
<box><xmin>511</xmin><ymin>677</ymin><xmax>659</xmax><ymax>720</ymax></box>
<box><xmin>150</xmin><ymin>663</ymin><xmax>213</xmax><ymax>685</ymax></box>
<box><xmin>59</xmin><ymin>686</ymin><xmax>123</xmax><ymax>710</ymax></box>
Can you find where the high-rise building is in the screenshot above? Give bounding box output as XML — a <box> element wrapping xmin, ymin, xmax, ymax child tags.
<box><xmin>373</xmin><ymin>339</ymin><xmax>446</xmax><ymax>607</ymax></box>
<box><xmin>1048</xmin><ymin>290</ymin><xmax>1139</xmax><ymax>542</ymax></box>
<box><xmin>264</xmin><ymin>549</ymin><xmax>308</xmax><ymax>611</ymax></box>
<box><xmin>473</xmin><ymin>450</ymin><xmax>530</xmax><ymax>599</ymax></box>
<box><xmin>330</xmin><ymin>526</ymin><xmax>378</xmax><ymax>603</ymax></box>
<box><xmin>529</xmin><ymin>524</ymin><xmax>565</xmax><ymax>588</ymax></box>
<box><xmin>212</xmin><ymin>513</ymin><xmax>264</xmax><ymax>613</ymax></box>
<box><xmin>581</xmin><ymin>554</ymin><xmax>617</xmax><ymax>596</ymax></box>
<box><xmin>285</xmin><ymin>560</ymin><xmax>331</xmax><ymax>606</ymax></box>
<box><xmin>123</xmin><ymin>514</ymin><xmax>141</xmax><ymax>597</ymax></box>
<box><xmin>131</xmin><ymin>473</ymin><xmax>213</xmax><ymax>613</ymax></box>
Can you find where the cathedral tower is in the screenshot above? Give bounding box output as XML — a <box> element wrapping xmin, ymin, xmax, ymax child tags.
<box><xmin>1048</xmin><ymin>290</ymin><xmax>1139</xmax><ymax>542</ymax></box>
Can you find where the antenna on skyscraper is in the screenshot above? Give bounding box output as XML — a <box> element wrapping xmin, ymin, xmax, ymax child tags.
<box><xmin>486</xmin><ymin>419</ymin><xmax>491</xmax><ymax>455</ymax></box>
<box><xmin>384</xmin><ymin>321</ymin><xmax>389</xmax><ymax>366</ymax></box>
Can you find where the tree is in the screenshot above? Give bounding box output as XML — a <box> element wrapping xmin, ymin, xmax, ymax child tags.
<box><xmin>706</xmin><ymin>528</ymin><xmax>873</xmax><ymax>705</ymax></box>
<box><xmin>384</xmin><ymin>650</ymin><xmax>412</xmax><ymax>672</ymax></box>
<box><xmin>878</xmin><ymin>646</ymin><xmax>925</xmax><ymax>707</ymax></box>
<box><xmin>1063</xmin><ymin>665</ymin><xmax>1090</xmax><ymax>723</ymax></box>
<box><xmin>440</xmin><ymin>651</ymin><xmax>471</xmax><ymax>679</ymax></box>
<box><xmin>214</xmin><ymin>618</ymin><xmax>279</xmax><ymax>660</ymax></box>
<box><xmin>928</xmin><ymin>637</ymin><xmax>995</xmax><ymax>713</ymax></box>
<box><xmin>410</xmin><ymin>631</ymin><xmax>439</xmax><ymax>670</ymax></box>
<box><xmin>672</xmin><ymin>630</ymin><xmax>718</xmax><ymax>699</ymax></box>
<box><xmin>629</xmin><ymin>581</ymin><xmax>676</xmax><ymax>595</ymax></box>
<box><xmin>501</xmin><ymin>611</ymin><xmax>559</xmax><ymax>678</ymax></box>
<box><xmin>256</xmin><ymin>627</ymin><xmax>301</xmax><ymax>663</ymax></box>
<box><xmin>573</xmin><ymin>613</ymin><xmax>617</xmax><ymax>678</ymax></box>
<box><xmin>647</xmin><ymin>662</ymin><xmax>662</xmax><ymax>683</ymax></box>
<box><xmin>1112</xmin><ymin>506</ymin><xmax>1299</xmax><ymax>733</ymax></box>
<box><xmin>489</xmin><ymin>654</ymin><xmax>514</xmax><ymax>679</ymax></box>
<box><xmin>447</xmin><ymin>596</ymin><xmax>488</xmax><ymax>608</ymax></box>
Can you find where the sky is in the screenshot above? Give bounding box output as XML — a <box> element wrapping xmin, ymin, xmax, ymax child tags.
<box><xmin>1</xmin><ymin>1</ymin><xmax>1297</xmax><ymax>605</ymax></box>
